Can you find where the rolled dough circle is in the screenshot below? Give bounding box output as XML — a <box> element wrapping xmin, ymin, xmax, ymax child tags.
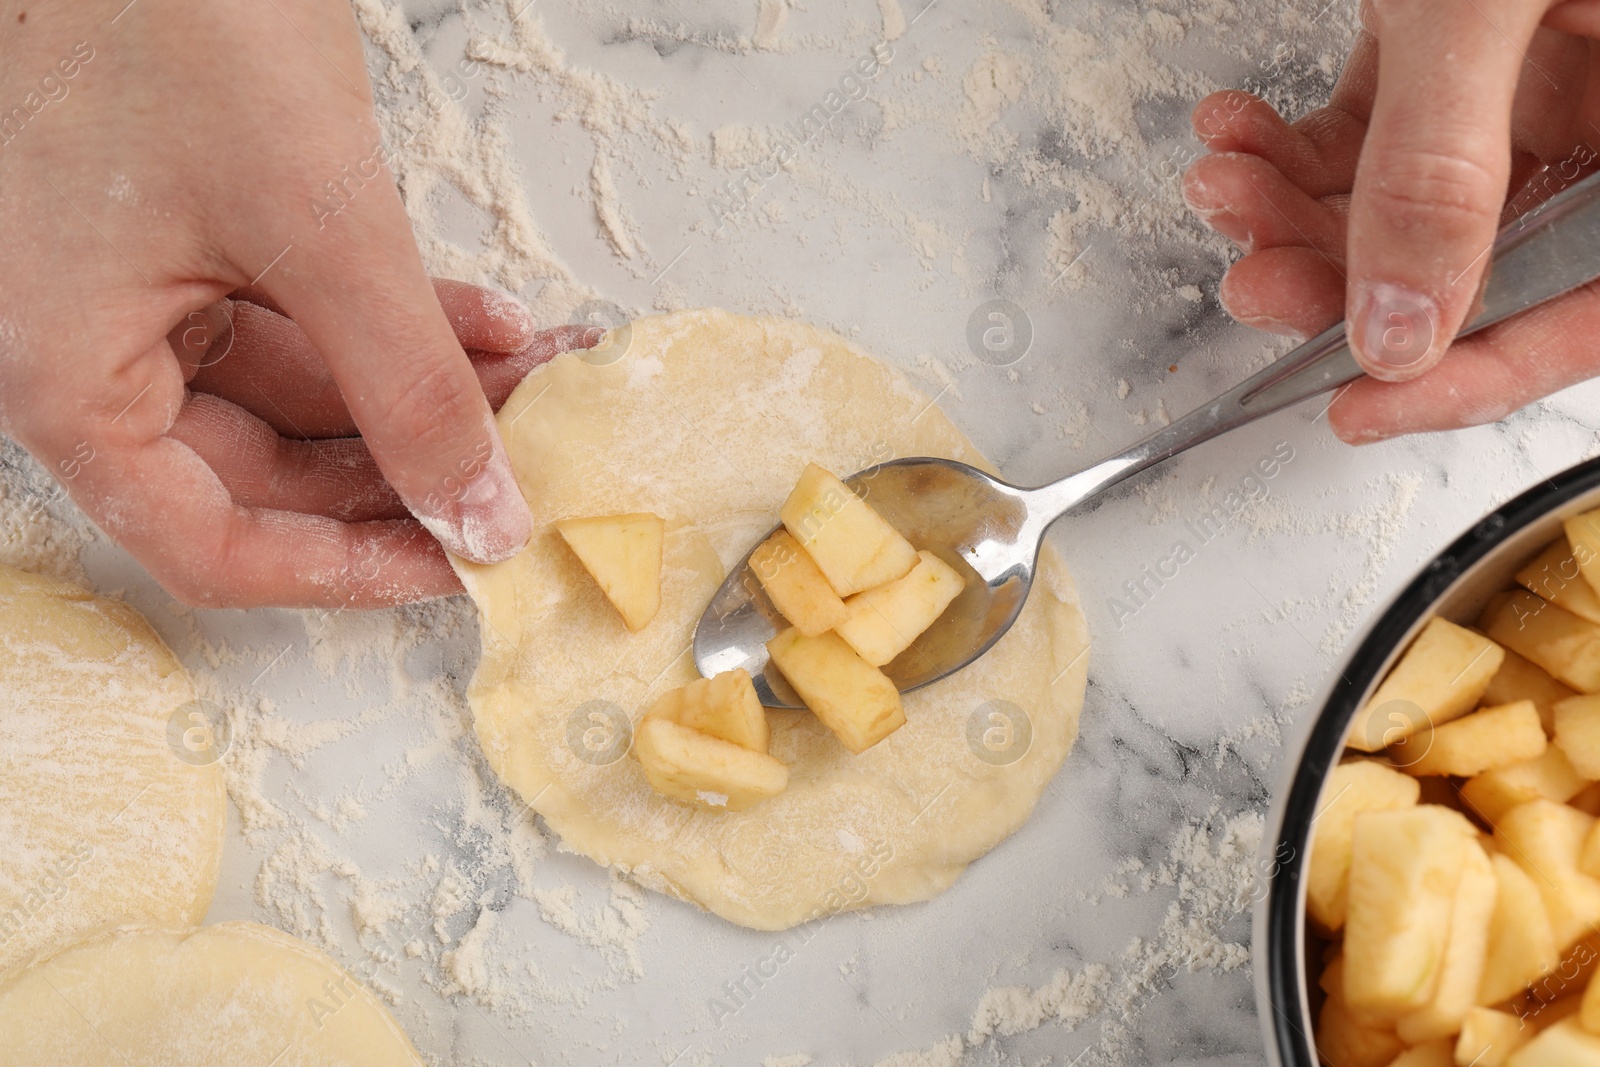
<box><xmin>0</xmin><ymin>922</ymin><xmax>423</xmax><ymax>1065</ymax></box>
<box><xmin>0</xmin><ymin>564</ymin><xmax>226</xmax><ymax>976</ymax></box>
<box><xmin>455</xmin><ymin>309</ymin><xmax>1090</xmax><ymax>930</ymax></box>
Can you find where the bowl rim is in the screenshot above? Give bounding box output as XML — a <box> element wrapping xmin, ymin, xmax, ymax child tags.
<box><xmin>1254</xmin><ymin>452</ymin><xmax>1600</xmax><ymax>1067</ymax></box>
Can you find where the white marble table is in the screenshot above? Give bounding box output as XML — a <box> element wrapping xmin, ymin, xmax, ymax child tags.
<box><xmin>23</xmin><ymin>0</ymin><xmax>1600</xmax><ymax>1063</ymax></box>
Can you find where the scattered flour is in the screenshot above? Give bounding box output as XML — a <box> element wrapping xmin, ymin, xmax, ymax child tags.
<box><xmin>0</xmin><ymin>439</ymin><xmax>87</xmax><ymax>583</ymax></box>
<box><xmin>441</xmin><ymin>906</ymin><xmax>500</xmax><ymax>1003</ymax></box>
<box><xmin>878</xmin><ymin>0</ymin><xmax>907</xmax><ymax>41</ymax></box>
<box><xmin>753</xmin><ymin>0</ymin><xmax>791</xmax><ymax>51</ymax></box>
<box><xmin>862</xmin><ymin>809</ymin><xmax>1260</xmax><ymax>1066</ymax></box>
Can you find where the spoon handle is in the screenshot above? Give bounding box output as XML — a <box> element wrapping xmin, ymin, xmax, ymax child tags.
<box><xmin>1030</xmin><ymin>167</ymin><xmax>1600</xmax><ymax>521</ymax></box>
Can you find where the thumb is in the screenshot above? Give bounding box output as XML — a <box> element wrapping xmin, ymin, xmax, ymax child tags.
<box><xmin>1344</xmin><ymin>0</ymin><xmax>1541</xmax><ymax>381</ymax></box>
<box><xmin>264</xmin><ymin>186</ymin><xmax>530</xmax><ymax>564</ymax></box>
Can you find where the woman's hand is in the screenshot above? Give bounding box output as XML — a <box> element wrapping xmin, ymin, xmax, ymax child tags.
<box><xmin>165</xmin><ymin>285</ymin><xmax>592</xmax><ymax>605</ymax></box>
<box><xmin>0</xmin><ymin>0</ymin><xmax>568</xmax><ymax>606</ymax></box>
<box><xmin>1183</xmin><ymin>1</ymin><xmax>1600</xmax><ymax>443</ymax></box>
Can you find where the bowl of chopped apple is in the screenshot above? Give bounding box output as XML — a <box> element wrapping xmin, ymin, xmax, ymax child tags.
<box><xmin>1256</xmin><ymin>454</ymin><xmax>1600</xmax><ymax>1067</ymax></box>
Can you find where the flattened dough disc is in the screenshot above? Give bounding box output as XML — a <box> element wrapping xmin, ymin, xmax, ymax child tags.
<box><xmin>0</xmin><ymin>922</ymin><xmax>423</xmax><ymax>1066</ymax></box>
<box><xmin>0</xmin><ymin>564</ymin><xmax>225</xmax><ymax>976</ymax></box>
<box><xmin>455</xmin><ymin>309</ymin><xmax>1090</xmax><ymax>930</ymax></box>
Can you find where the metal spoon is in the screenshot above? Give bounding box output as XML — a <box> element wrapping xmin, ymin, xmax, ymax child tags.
<box><xmin>696</xmin><ymin>170</ymin><xmax>1600</xmax><ymax>708</ymax></box>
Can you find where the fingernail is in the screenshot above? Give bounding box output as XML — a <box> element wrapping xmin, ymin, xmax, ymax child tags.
<box><xmin>458</xmin><ymin>467</ymin><xmax>503</xmax><ymax>508</ymax></box>
<box><xmin>417</xmin><ymin>440</ymin><xmax>531</xmax><ymax>564</ymax></box>
<box><xmin>481</xmin><ymin>287</ymin><xmax>539</xmax><ymax>337</ymax></box>
<box><xmin>1333</xmin><ymin>423</ymin><xmax>1389</xmax><ymax>446</ymax></box>
<box><xmin>1234</xmin><ymin>313</ymin><xmax>1306</xmax><ymax>341</ymax></box>
<box><xmin>1182</xmin><ymin>199</ymin><xmax>1249</xmax><ymax>254</ymax></box>
<box><xmin>457</xmin><ymin>458</ymin><xmax>530</xmax><ymax>562</ymax></box>
<box><xmin>1182</xmin><ymin>172</ymin><xmax>1253</xmax><ymax>249</ymax></box>
<box><xmin>1350</xmin><ymin>282</ymin><xmax>1440</xmax><ymax>380</ymax></box>
<box><xmin>1197</xmin><ymin>208</ymin><xmax>1252</xmax><ymax>249</ymax></box>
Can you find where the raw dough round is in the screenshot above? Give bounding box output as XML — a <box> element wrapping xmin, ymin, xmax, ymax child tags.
<box><xmin>0</xmin><ymin>564</ymin><xmax>226</xmax><ymax>976</ymax></box>
<box><xmin>455</xmin><ymin>309</ymin><xmax>1089</xmax><ymax>930</ymax></box>
<box><xmin>0</xmin><ymin>922</ymin><xmax>423</xmax><ymax>1065</ymax></box>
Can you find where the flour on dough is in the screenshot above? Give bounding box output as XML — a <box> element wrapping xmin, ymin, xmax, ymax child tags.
<box><xmin>454</xmin><ymin>309</ymin><xmax>1089</xmax><ymax>930</ymax></box>
<box><xmin>0</xmin><ymin>564</ymin><xmax>225</xmax><ymax>976</ymax></box>
<box><xmin>0</xmin><ymin>922</ymin><xmax>423</xmax><ymax>1065</ymax></box>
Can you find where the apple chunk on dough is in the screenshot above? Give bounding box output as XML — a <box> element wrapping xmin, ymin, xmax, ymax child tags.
<box><xmin>766</xmin><ymin>627</ymin><xmax>905</xmax><ymax>753</ymax></box>
<box><xmin>836</xmin><ymin>550</ymin><xmax>966</xmax><ymax>667</ymax></box>
<box><xmin>780</xmin><ymin>463</ymin><xmax>918</xmax><ymax>597</ymax></box>
<box><xmin>749</xmin><ymin>530</ymin><xmax>850</xmax><ymax>636</ymax></box>
<box><xmin>556</xmin><ymin>513</ymin><xmax>664</xmax><ymax>632</ymax></box>
<box><xmin>647</xmin><ymin>668</ymin><xmax>770</xmax><ymax>754</ymax></box>
<box><xmin>633</xmin><ymin>718</ymin><xmax>787</xmax><ymax>811</ymax></box>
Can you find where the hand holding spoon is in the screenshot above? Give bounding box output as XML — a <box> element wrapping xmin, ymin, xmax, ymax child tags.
<box><xmin>696</xmin><ymin>171</ymin><xmax>1600</xmax><ymax>708</ymax></box>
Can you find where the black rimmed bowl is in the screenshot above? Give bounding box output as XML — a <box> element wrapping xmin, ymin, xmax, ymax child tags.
<box><xmin>1255</xmin><ymin>454</ymin><xmax>1600</xmax><ymax>1066</ymax></box>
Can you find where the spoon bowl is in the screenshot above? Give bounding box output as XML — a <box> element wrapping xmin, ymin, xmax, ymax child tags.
<box><xmin>693</xmin><ymin>459</ymin><xmax>1036</xmax><ymax>708</ymax></box>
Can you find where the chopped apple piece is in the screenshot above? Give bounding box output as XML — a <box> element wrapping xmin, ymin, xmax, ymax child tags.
<box><xmin>779</xmin><ymin>463</ymin><xmax>918</xmax><ymax>597</ymax></box>
<box><xmin>749</xmin><ymin>530</ymin><xmax>850</xmax><ymax>636</ymax></box>
<box><xmin>1345</xmin><ymin>805</ymin><xmax>1479</xmax><ymax>1017</ymax></box>
<box><xmin>835</xmin><ymin>550</ymin><xmax>966</xmax><ymax>667</ymax></box>
<box><xmin>1519</xmin><ymin>537</ymin><xmax>1600</xmax><ymax>626</ymax></box>
<box><xmin>766</xmin><ymin>627</ymin><xmax>905</xmax><ymax>753</ymax></box>
<box><xmin>556</xmin><ymin>513</ymin><xmax>664</xmax><ymax>632</ymax></box>
<box><xmin>632</xmin><ymin>718</ymin><xmax>787</xmax><ymax>811</ymax></box>
<box><xmin>1461</xmin><ymin>747</ymin><xmax>1593</xmax><ymax>826</ymax></box>
<box><xmin>1507</xmin><ymin>1017</ymin><xmax>1600</xmax><ymax>1066</ymax></box>
<box><xmin>1557</xmin><ymin>696</ymin><xmax>1600</xmax><ymax>781</ymax></box>
<box><xmin>1456</xmin><ymin>1007</ymin><xmax>1532</xmax><ymax>1067</ymax></box>
<box><xmin>1348</xmin><ymin>619</ymin><xmax>1505</xmax><ymax>752</ymax></box>
<box><xmin>1566</xmin><ymin>510</ymin><xmax>1600</xmax><ymax>603</ymax></box>
<box><xmin>1389</xmin><ymin>1043</ymin><xmax>1455</xmax><ymax>1067</ymax></box>
<box><xmin>1317</xmin><ymin>957</ymin><xmax>1407</xmax><ymax>1067</ymax></box>
<box><xmin>1307</xmin><ymin>761</ymin><xmax>1421</xmax><ymax>934</ymax></box>
<box><xmin>647</xmin><ymin>669</ymin><xmax>769</xmax><ymax>753</ymax></box>
<box><xmin>1401</xmin><ymin>701</ymin><xmax>1547</xmax><ymax>778</ymax></box>
<box><xmin>1483</xmin><ymin>645</ymin><xmax>1578</xmax><ymax>736</ymax></box>
<box><xmin>1397</xmin><ymin>839</ymin><xmax>1498</xmax><ymax>1043</ymax></box>
<box><xmin>1482</xmin><ymin>591</ymin><xmax>1600</xmax><ymax>694</ymax></box>
<box><xmin>1495</xmin><ymin>800</ymin><xmax>1600</xmax><ymax>953</ymax></box>
<box><xmin>1480</xmin><ymin>853</ymin><xmax>1561</xmax><ymax>1007</ymax></box>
